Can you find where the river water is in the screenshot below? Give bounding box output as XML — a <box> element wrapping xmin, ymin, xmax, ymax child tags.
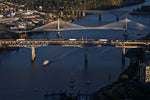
<box><xmin>0</xmin><ymin>1</ymin><xmax>150</xmax><ymax>100</ymax></box>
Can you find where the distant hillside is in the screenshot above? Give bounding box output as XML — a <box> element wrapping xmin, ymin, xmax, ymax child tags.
<box><xmin>5</xmin><ymin>0</ymin><xmax>145</xmax><ymax>12</ymax></box>
<box><xmin>135</xmin><ymin>5</ymin><xmax>150</xmax><ymax>12</ymax></box>
<box><xmin>95</xmin><ymin>0</ymin><xmax>145</xmax><ymax>9</ymax></box>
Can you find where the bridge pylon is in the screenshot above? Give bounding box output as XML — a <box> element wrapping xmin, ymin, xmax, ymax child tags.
<box><xmin>57</xmin><ymin>18</ymin><xmax>62</xmax><ymax>38</ymax></box>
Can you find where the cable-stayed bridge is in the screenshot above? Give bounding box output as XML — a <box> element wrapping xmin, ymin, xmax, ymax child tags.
<box><xmin>0</xmin><ymin>18</ymin><xmax>150</xmax><ymax>33</ymax></box>
<box><xmin>31</xmin><ymin>18</ymin><xmax>150</xmax><ymax>32</ymax></box>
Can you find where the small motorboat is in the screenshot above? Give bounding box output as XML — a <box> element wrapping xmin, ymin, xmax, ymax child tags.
<box><xmin>43</xmin><ymin>60</ymin><xmax>49</xmax><ymax>66</ymax></box>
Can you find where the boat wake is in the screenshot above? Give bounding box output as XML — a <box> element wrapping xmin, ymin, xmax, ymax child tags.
<box><xmin>48</xmin><ymin>48</ymin><xmax>81</xmax><ymax>63</ymax></box>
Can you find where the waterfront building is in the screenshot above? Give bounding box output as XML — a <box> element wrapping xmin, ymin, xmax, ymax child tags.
<box><xmin>139</xmin><ymin>63</ymin><xmax>150</xmax><ymax>85</ymax></box>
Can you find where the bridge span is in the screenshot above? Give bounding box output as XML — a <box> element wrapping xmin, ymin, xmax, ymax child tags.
<box><xmin>0</xmin><ymin>39</ymin><xmax>149</xmax><ymax>63</ymax></box>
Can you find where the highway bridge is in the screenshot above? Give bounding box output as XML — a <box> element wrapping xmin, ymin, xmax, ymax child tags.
<box><xmin>0</xmin><ymin>39</ymin><xmax>149</xmax><ymax>62</ymax></box>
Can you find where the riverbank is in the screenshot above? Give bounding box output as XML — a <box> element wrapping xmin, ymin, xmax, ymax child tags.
<box><xmin>94</xmin><ymin>0</ymin><xmax>145</xmax><ymax>10</ymax></box>
<box><xmin>91</xmin><ymin>33</ymin><xmax>150</xmax><ymax>100</ymax></box>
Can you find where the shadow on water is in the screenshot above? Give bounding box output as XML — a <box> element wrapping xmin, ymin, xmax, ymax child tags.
<box><xmin>84</xmin><ymin>47</ymin><xmax>88</xmax><ymax>72</ymax></box>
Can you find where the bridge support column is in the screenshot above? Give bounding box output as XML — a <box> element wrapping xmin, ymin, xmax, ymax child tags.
<box><xmin>78</xmin><ymin>11</ymin><xmax>81</xmax><ymax>19</ymax></box>
<box><xmin>75</xmin><ymin>11</ymin><xmax>78</xmax><ymax>18</ymax></box>
<box><xmin>60</xmin><ymin>11</ymin><xmax>63</xmax><ymax>17</ymax></box>
<box><xmin>72</xmin><ymin>10</ymin><xmax>75</xmax><ymax>15</ymax></box>
<box><xmin>32</xmin><ymin>47</ymin><xmax>36</xmax><ymax>61</ymax></box>
<box><xmin>124</xmin><ymin>31</ymin><xmax>128</xmax><ymax>40</ymax></box>
<box><xmin>122</xmin><ymin>47</ymin><xmax>125</xmax><ymax>64</ymax></box>
<box><xmin>82</xmin><ymin>11</ymin><xmax>86</xmax><ymax>20</ymax></box>
<box><xmin>99</xmin><ymin>13</ymin><xmax>101</xmax><ymax>22</ymax></box>
<box><xmin>116</xmin><ymin>16</ymin><xmax>119</xmax><ymax>21</ymax></box>
<box><xmin>56</xmin><ymin>31</ymin><xmax>61</xmax><ymax>38</ymax></box>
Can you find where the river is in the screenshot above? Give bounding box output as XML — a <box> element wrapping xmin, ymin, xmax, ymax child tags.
<box><xmin>0</xmin><ymin>1</ymin><xmax>150</xmax><ymax>100</ymax></box>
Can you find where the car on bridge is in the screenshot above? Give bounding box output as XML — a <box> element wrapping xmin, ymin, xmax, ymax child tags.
<box><xmin>16</xmin><ymin>39</ymin><xmax>25</xmax><ymax>41</ymax></box>
<box><xmin>67</xmin><ymin>38</ymin><xmax>77</xmax><ymax>41</ymax></box>
<box><xmin>98</xmin><ymin>39</ymin><xmax>108</xmax><ymax>42</ymax></box>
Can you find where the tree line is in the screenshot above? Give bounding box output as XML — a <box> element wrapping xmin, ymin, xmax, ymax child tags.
<box><xmin>5</xmin><ymin>0</ymin><xmax>145</xmax><ymax>12</ymax></box>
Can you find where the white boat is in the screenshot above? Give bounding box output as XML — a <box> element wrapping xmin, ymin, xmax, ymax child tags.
<box><xmin>43</xmin><ymin>60</ymin><xmax>49</xmax><ymax>66</ymax></box>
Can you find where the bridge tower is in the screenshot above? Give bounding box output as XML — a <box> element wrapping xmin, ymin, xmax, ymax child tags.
<box><xmin>56</xmin><ymin>18</ymin><xmax>61</xmax><ymax>38</ymax></box>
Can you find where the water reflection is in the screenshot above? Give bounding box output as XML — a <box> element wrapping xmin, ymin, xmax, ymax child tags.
<box><xmin>84</xmin><ymin>46</ymin><xmax>88</xmax><ymax>72</ymax></box>
<box><xmin>31</xmin><ymin>61</ymin><xmax>36</xmax><ymax>78</ymax></box>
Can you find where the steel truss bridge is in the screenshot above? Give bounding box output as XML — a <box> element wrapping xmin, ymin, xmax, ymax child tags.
<box><xmin>0</xmin><ymin>39</ymin><xmax>150</xmax><ymax>63</ymax></box>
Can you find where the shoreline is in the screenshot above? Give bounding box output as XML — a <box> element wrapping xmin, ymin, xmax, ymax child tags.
<box><xmin>91</xmin><ymin>33</ymin><xmax>150</xmax><ymax>100</ymax></box>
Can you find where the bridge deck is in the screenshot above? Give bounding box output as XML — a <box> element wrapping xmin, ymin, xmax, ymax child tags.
<box><xmin>0</xmin><ymin>39</ymin><xmax>149</xmax><ymax>48</ymax></box>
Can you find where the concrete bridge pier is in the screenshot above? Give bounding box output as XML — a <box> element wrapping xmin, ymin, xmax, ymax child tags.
<box><xmin>82</xmin><ymin>11</ymin><xmax>86</xmax><ymax>20</ymax></box>
<box><xmin>72</xmin><ymin>10</ymin><xmax>75</xmax><ymax>16</ymax></box>
<box><xmin>122</xmin><ymin>47</ymin><xmax>125</xmax><ymax>64</ymax></box>
<box><xmin>116</xmin><ymin>16</ymin><xmax>119</xmax><ymax>21</ymax></box>
<box><xmin>75</xmin><ymin>11</ymin><xmax>78</xmax><ymax>18</ymax></box>
<box><xmin>56</xmin><ymin>31</ymin><xmax>61</xmax><ymax>38</ymax></box>
<box><xmin>32</xmin><ymin>47</ymin><xmax>36</xmax><ymax>61</ymax></box>
<box><xmin>99</xmin><ymin>13</ymin><xmax>101</xmax><ymax>22</ymax></box>
<box><xmin>78</xmin><ymin>11</ymin><xmax>81</xmax><ymax>19</ymax></box>
<box><xmin>124</xmin><ymin>31</ymin><xmax>128</xmax><ymax>40</ymax></box>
